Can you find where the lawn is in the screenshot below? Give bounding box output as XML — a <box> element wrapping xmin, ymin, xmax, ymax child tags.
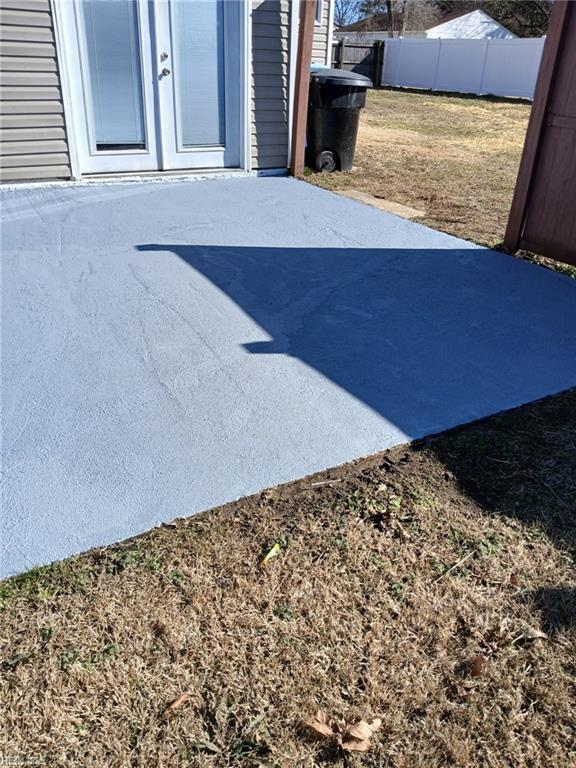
<box><xmin>1</xmin><ymin>391</ymin><xmax>575</xmax><ymax>767</ymax></box>
<box><xmin>307</xmin><ymin>88</ymin><xmax>529</xmax><ymax>249</ymax></box>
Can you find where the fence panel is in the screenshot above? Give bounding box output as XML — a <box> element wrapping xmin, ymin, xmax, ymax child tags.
<box><xmin>481</xmin><ymin>39</ymin><xmax>545</xmax><ymax>99</ymax></box>
<box><xmin>381</xmin><ymin>38</ymin><xmax>544</xmax><ymax>99</ymax></box>
<box><xmin>435</xmin><ymin>40</ymin><xmax>487</xmax><ymax>94</ymax></box>
<box><xmin>331</xmin><ymin>39</ymin><xmax>384</xmax><ymax>83</ymax></box>
<box><xmin>383</xmin><ymin>38</ymin><xmax>440</xmax><ymax>90</ymax></box>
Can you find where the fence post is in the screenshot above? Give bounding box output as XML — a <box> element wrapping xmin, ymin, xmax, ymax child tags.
<box><xmin>373</xmin><ymin>40</ymin><xmax>385</xmax><ymax>86</ymax></box>
<box><xmin>478</xmin><ymin>39</ymin><xmax>490</xmax><ymax>95</ymax></box>
<box><xmin>336</xmin><ymin>37</ymin><xmax>345</xmax><ymax>69</ymax></box>
<box><xmin>431</xmin><ymin>39</ymin><xmax>442</xmax><ymax>91</ymax></box>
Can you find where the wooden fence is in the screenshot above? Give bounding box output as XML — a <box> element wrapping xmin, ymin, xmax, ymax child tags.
<box><xmin>504</xmin><ymin>0</ymin><xmax>576</xmax><ymax>265</ymax></box>
<box><xmin>331</xmin><ymin>38</ymin><xmax>385</xmax><ymax>85</ymax></box>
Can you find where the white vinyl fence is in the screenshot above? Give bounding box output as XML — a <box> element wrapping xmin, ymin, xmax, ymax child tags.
<box><xmin>381</xmin><ymin>38</ymin><xmax>545</xmax><ymax>99</ymax></box>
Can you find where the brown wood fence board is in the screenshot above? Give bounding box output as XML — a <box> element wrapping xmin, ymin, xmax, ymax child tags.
<box><xmin>505</xmin><ymin>1</ymin><xmax>576</xmax><ymax>266</ymax></box>
<box><xmin>331</xmin><ymin>39</ymin><xmax>384</xmax><ymax>85</ymax></box>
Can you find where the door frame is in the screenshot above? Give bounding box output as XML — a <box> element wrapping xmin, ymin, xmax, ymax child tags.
<box><xmin>51</xmin><ymin>0</ymin><xmax>252</xmax><ymax>178</ymax></box>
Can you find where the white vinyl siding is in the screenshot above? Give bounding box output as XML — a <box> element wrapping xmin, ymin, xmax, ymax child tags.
<box><xmin>0</xmin><ymin>0</ymin><xmax>70</xmax><ymax>182</ymax></box>
<box><xmin>312</xmin><ymin>0</ymin><xmax>330</xmax><ymax>65</ymax></box>
<box><xmin>251</xmin><ymin>0</ymin><xmax>289</xmax><ymax>170</ymax></box>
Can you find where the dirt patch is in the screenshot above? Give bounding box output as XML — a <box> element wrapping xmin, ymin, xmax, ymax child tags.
<box><xmin>1</xmin><ymin>390</ymin><xmax>575</xmax><ymax>767</ymax></box>
<box><xmin>337</xmin><ymin>189</ymin><xmax>425</xmax><ymax>219</ymax></box>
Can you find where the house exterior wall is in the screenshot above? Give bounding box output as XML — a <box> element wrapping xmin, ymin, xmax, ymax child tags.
<box><xmin>312</xmin><ymin>0</ymin><xmax>331</xmax><ymax>65</ymax></box>
<box><xmin>0</xmin><ymin>0</ymin><xmax>334</xmax><ymax>181</ymax></box>
<box><xmin>0</xmin><ymin>0</ymin><xmax>71</xmax><ymax>182</ymax></box>
<box><xmin>250</xmin><ymin>0</ymin><xmax>333</xmax><ymax>171</ymax></box>
<box><xmin>251</xmin><ymin>0</ymin><xmax>290</xmax><ymax>170</ymax></box>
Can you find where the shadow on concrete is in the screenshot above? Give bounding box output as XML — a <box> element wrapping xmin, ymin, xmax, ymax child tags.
<box><xmin>136</xmin><ymin>243</ymin><xmax>575</xmax><ymax>432</ymax></box>
<box><xmin>136</xmin><ymin>243</ymin><xmax>576</xmax><ymax>552</ymax></box>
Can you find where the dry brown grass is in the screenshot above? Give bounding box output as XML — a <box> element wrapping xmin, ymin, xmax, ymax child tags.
<box><xmin>307</xmin><ymin>89</ymin><xmax>531</xmax><ymax>249</ymax></box>
<box><xmin>306</xmin><ymin>89</ymin><xmax>576</xmax><ymax>280</ymax></box>
<box><xmin>1</xmin><ymin>391</ymin><xmax>575</xmax><ymax>767</ymax></box>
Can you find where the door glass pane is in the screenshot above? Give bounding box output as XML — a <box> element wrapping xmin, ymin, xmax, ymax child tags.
<box><xmin>80</xmin><ymin>0</ymin><xmax>146</xmax><ymax>150</ymax></box>
<box><xmin>171</xmin><ymin>0</ymin><xmax>226</xmax><ymax>147</ymax></box>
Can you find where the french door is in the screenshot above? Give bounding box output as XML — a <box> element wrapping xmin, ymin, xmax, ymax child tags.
<box><xmin>155</xmin><ymin>0</ymin><xmax>241</xmax><ymax>169</ymax></box>
<box><xmin>60</xmin><ymin>0</ymin><xmax>243</xmax><ymax>175</ymax></box>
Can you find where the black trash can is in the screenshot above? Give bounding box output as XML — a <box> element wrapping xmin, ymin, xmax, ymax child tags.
<box><xmin>307</xmin><ymin>68</ymin><xmax>372</xmax><ymax>173</ymax></box>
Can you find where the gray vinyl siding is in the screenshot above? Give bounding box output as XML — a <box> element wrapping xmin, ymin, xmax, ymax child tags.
<box><xmin>251</xmin><ymin>0</ymin><xmax>290</xmax><ymax>170</ymax></box>
<box><xmin>312</xmin><ymin>0</ymin><xmax>331</xmax><ymax>65</ymax></box>
<box><xmin>0</xmin><ymin>0</ymin><xmax>71</xmax><ymax>182</ymax></box>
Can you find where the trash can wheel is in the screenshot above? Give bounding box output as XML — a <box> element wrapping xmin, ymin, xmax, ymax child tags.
<box><xmin>315</xmin><ymin>150</ymin><xmax>337</xmax><ymax>173</ymax></box>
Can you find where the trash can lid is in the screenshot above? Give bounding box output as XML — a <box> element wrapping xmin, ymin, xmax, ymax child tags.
<box><xmin>310</xmin><ymin>68</ymin><xmax>373</xmax><ymax>88</ymax></box>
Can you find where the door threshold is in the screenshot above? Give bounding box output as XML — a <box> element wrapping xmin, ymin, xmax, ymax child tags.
<box><xmin>0</xmin><ymin>169</ymin><xmax>252</xmax><ymax>192</ymax></box>
<box><xmin>81</xmin><ymin>168</ymin><xmax>251</xmax><ymax>183</ymax></box>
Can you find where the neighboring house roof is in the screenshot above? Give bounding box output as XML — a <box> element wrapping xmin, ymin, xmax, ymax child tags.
<box><xmin>426</xmin><ymin>9</ymin><xmax>516</xmax><ymax>39</ymax></box>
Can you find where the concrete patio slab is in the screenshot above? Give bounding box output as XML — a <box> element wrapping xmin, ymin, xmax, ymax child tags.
<box><xmin>2</xmin><ymin>176</ymin><xmax>576</xmax><ymax>577</ymax></box>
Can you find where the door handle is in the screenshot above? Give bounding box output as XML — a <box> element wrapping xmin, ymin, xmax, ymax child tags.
<box><xmin>160</xmin><ymin>67</ymin><xmax>171</xmax><ymax>78</ymax></box>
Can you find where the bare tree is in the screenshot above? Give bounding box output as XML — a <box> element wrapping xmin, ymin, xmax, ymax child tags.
<box><xmin>360</xmin><ymin>0</ymin><xmax>403</xmax><ymax>37</ymax></box>
<box><xmin>402</xmin><ymin>0</ymin><xmax>439</xmax><ymax>32</ymax></box>
<box><xmin>334</xmin><ymin>0</ymin><xmax>361</xmax><ymax>28</ymax></box>
<box><xmin>360</xmin><ymin>0</ymin><xmax>442</xmax><ymax>37</ymax></box>
<box><xmin>431</xmin><ymin>1</ymin><xmax>552</xmax><ymax>37</ymax></box>
<box><xmin>385</xmin><ymin>0</ymin><xmax>394</xmax><ymax>38</ymax></box>
<box><xmin>482</xmin><ymin>0</ymin><xmax>552</xmax><ymax>37</ymax></box>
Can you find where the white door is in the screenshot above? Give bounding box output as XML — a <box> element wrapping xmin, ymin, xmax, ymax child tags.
<box><xmin>154</xmin><ymin>0</ymin><xmax>242</xmax><ymax>169</ymax></box>
<box><xmin>61</xmin><ymin>0</ymin><xmax>243</xmax><ymax>175</ymax></box>
<box><xmin>68</xmin><ymin>0</ymin><xmax>159</xmax><ymax>173</ymax></box>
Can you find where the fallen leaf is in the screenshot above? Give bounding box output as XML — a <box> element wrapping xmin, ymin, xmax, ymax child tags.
<box><xmin>345</xmin><ymin>722</ymin><xmax>372</xmax><ymax>741</ymax></box>
<box><xmin>305</xmin><ymin>710</ymin><xmax>334</xmax><ymax>740</ymax></box>
<box><xmin>161</xmin><ymin>692</ymin><xmax>190</xmax><ymax>720</ymax></box>
<box><xmin>304</xmin><ymin>712</ymin><xmax>381</xmax><ymax>752</ymax></box>
<box><xmin>470</xmin><ymin>655</ymin><xmax>485</xmax><ymax>677</ymax></box>
<box><xmin>341</xmin><ymin>718</ymin><xmax>381</xmax><ymax>751</ymax></box>
<box><xmin>342</xmin><ymin>738</ymin><xmax>371</xmax><ymax>752</ymax></box>
<box><xmin>345</xmin><ymin>718</ymin><xmax>382</xmax><ymax>741</ymax></box>
<box><xmin>510</xmin><ymin>573</ymin><xmax>520</xmax><ymax>587</ymax></box>
<box><xmin>260</xmin><ymin>543</ymin><xmax>281</xmax><ymax>567</ymax></box>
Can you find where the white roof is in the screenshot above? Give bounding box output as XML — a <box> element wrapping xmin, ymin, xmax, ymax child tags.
<box><xmin>426</xmin><ymin>9</ymin><xmax>516</xmax><ymax>40</ymax></box>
